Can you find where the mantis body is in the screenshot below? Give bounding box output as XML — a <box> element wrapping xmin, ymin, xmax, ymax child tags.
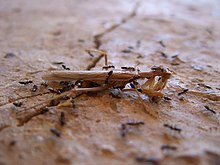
<box><xmin>43</xmin><ymin>50</ymin><xmax>171</xmax><ymax>98</ymax></box>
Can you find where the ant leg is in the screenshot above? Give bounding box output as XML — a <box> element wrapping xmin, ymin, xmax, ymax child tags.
<box><xmin>104</xmin><ymin>71</ymin><xmax>113</xmax><ymax>85</ymax></box>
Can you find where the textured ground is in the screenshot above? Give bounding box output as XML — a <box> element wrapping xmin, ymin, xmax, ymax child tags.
<box><xmin>0</xmin><ymin>0</ymin><xmax>220</xmax><ymax>165</ymax></box>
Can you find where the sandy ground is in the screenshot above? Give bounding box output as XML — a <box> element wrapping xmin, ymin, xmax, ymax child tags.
<box><xmin>0</xmin><ymin>0</ymin><xmax>220</xmax><ymax>165</ymax></box>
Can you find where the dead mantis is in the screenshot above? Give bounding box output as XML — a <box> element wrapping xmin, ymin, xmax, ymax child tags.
<box><xmin>43</xmin><ymin>49</ymin><xmax>171</xmax><ymax>104</ymax></box>
<box><xmin>16</xmin><ymin>49</ymin><xmax>171</xmax><ymax>125</ymax></box>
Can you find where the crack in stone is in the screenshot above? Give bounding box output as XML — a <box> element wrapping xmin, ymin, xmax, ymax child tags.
<box><xmin>86</xmin><ymin>2</ymin><xmax>139</xmax><ymax>70</ymax></box>
<box><xmin>94</xmin><ymin>2</ymin><xmax>139</xmax><ymax>49</ymax></box>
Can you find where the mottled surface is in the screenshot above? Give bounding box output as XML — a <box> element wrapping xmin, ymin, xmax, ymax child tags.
<box><xmin>0</xmin><ymin>0</ymin><xmax>220</xmax><ymax>165</ymax></box>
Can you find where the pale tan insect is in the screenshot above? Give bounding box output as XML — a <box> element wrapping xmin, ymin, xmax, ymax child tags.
<box><xmin>16</xmin><ymin>50</ymin><xmax>172</xmax><ymax>125</ymax></box>
<box><xmin>43</xmin><ymin>49</ymin><xmax>171</xmax><ymax>99</ymax></box>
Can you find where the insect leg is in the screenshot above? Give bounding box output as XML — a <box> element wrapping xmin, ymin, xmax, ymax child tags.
<box><xmin>141</xmin><ymin>77</ymin><xmax>155</xmax><ymax>89</ymax></box>
<box><xmin>85</xmin><ymin>49</ymin><xmax>107</xmax><ymax>64</ymax></box>
<box><xmin>122</xmin><ymin>88</ymin><xmax>158</xmax><ymax>118</ymax></box>
<box><xmin>153</xmin><ymin>76</ymin><xmax>169</xmax><ymax>91</ymax></box>
<box><xmin>104</xmin><ymin>51</ymin><xmax>108</xmax><ymax>66</ymax></box>
<box><xmin>104</xmin><ymin>71</ymin><xmax>113</xmax><ymax>85</ymax></box>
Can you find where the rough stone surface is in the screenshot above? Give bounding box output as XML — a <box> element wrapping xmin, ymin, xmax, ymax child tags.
<box><xmin>0</xmin><ymin>0</ymin><xmax>220</xmax><ymax>165</ymax></box>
